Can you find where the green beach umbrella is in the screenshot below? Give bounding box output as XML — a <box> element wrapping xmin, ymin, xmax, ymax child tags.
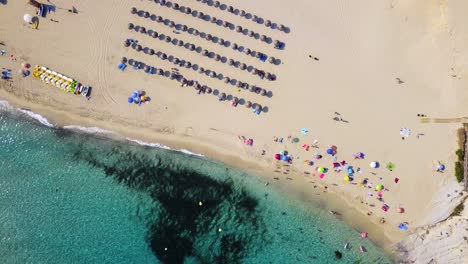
<box><xmin>386</xmin><ymin>162</ymin><xmax>395</xmax><ymax>171</ymax></box>
<box><xmin>318</xmin><ymin>167</ymin><xmax>325</xmax><ymax>173</ymax></box>
<box><xmin>376</xmin><ymin>185</ymin><xmax>384</xmax><ymax>191</ymax></box>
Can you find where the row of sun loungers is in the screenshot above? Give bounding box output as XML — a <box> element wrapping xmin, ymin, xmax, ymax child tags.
<box><xmin>130</xmin><ymin>8</ymin><xmax>284</xmax><ymax>61</ymax></box>
<box><xmin>136</xmin><ymin>2</ymin><xmax>283</xmax><ymax>47</ymax></box>
<box><xmin>127</xmin><ymin>24</ymin><xmax>277</xmax><ymax>79</ymax></box>
<box><xmin>120</xmin><ymin>57</ymin><xmax>265</xmax><ymax>114</ymax></box>
<box><xmin>124</xmin><ymin>40</ymin><xmax>272</xmax><ymax>97</ymax></box>
<box><xmin>32</xmin><ymin>65</ymin><xmax>91</xmax><ymax>98</ymax></box>
<box><xmin>189</xmin><ymin>0</ymin><xmax>290</xmax><ymax>34</ymax></box>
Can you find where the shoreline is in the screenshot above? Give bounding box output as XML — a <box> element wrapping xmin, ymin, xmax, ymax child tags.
<box><xmin>0</xmin><ymin>92</ymin><xmax>397</xmax><ymax>256</ymax></box>
<box><xmin>2</xmin><ymin>0</ymin><xmax>468</xmax><ymax>261</ymax></box>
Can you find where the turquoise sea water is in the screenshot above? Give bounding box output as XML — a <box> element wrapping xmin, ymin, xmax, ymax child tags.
<box><xmin>0</xmin><ymin>102</ymin><xmax>392</xmax><ymax>263</ymax></box>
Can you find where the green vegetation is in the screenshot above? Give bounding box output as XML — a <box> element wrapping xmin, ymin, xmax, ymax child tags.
<box><xmin>455</xmin><ymin>161</ymin><xmax>464</xmax><ymax>183</ymax></box>
<box><xmin>454</xmin><ymin>148</ymin><xmax>465</xmax><ymax>183</ymax></box>
<box><xmin>456</xmin><ymin>149</ymin><xmax>465</xmax><ymax>161</ymax></box>
<box><xmin>450</xmin><ymin>199</ymin><xmax>465</xmax><ymax>217</ymax></box>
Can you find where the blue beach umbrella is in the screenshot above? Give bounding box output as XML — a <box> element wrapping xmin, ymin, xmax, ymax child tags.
<box><xmin>128</xmin><ymin>97</ymin><xmax>134</xmax><ymax>103</ymax></box>
<box><xmin>132</xmin><ymin>92</ymin><xmax>138</xmax><ymax>98</ymax></box>
<box><xmin>327</xmin><ymin>148</ymin><xmax>334</xmax><ymax>155</ymax></box>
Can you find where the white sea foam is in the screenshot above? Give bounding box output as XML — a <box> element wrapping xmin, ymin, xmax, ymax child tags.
<box><xmin>125</xmin><ymin>137</ymin><xmax>172</xmax><ymax>150</ymax></box>
<box><xmin>178</xmin><ymin>149</ymin><xmax>204</xmax><ymax>157</ymax></box>
<box><xmin>0</xmin><ymin>100</ymin><xmax>55</xmax><ymax>127</ymax></box>
<box><xmin>125</xmin><ymin>138</ymin><xmax>205</xmax><ymax>157</ymax></box>
<box><xmin>17</xmin><ymin>109</ymin><xmax>55</xmax><ymax>127</ymax></box>
<box><xmin>63</xmin><ymin>125</ymin><xmax>114</xmax><ymax>135</ymax></box>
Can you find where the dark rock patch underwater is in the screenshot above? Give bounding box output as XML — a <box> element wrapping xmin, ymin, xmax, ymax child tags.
<box><xmin>72</xmin><ymin>143</ymin><xmax>268</xmax><ymax>264</ymax></box>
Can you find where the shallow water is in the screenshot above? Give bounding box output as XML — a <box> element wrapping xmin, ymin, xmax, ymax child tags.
<box><xmin>0</xmin><ymin>104</ymin><xmax>392</xmax><ymax>263</ymax></box>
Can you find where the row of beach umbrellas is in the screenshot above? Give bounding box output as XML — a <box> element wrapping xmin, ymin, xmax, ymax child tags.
<box><xmin>144</xmin><ymin>2</ymin><xmax>284</xmax><ymax>47</ymax></box>
<box><xmin>121</xmin><ymin>56</ymin><xmax>265</xmax><ymax>112</ymax></box>
<box><xmin>131</xmin><ymin>8</ymin><xmax>281</xmax><ymax>62</ymax></box>
<box><xmin>123</xmin><ymin>38</ymin><xmax>272</xmax><ymax>98</ymax></box>
<box><xmin>191</xmin><ymin>0</ymin><xmax>290</xmax><ymax>34</ymax></box>
<box><xmin>127</xmin><ymin>24</ymin><xmax>277</xmax><ymax>79</ymax></box>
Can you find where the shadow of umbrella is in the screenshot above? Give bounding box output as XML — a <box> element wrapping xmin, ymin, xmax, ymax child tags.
<box><xmin>128</xmin><ymin>23</ymin><xmax>134</xmax><ymax>30</ymax></box>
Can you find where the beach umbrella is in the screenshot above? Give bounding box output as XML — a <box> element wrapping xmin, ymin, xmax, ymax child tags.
<box><xmin>279</xmin><ymin>24</ymin><xmax>286</xmax><ymax>31</ymax></box>
<box><xmin>223</xmin><ymin>21</ymin><xmax>230</xmax><ymax>27</ymax></box>
<box><xmin>144</xmin><ymin>65</ymin><xmax>152</xmax><ymax>72</ymax></box>
<box><xmin>210</xmin><ymin>17</ymin><xmax>217</xmax><ymax>23</ymax></box>
<box><xmin>164</xmin><ymin>19</ymin><xmax>171</xmax><ymax>25</ymax></box>
<box><xmin>269</xmin><ymin>57</ymin><xmax>275</xmax><ymax>63</ymax></box>
<box><xmin>246</xmin><ymin>101</ymin><xmax>252</xmax><ymax>108</ymax></box>
<box><xmin>237</xmin><ymin>45</ymin><xmax>244</xmax><ymax>52</ymax></box>
<box><xmin>136</xmin><ymin>45</ymin><xmax>142</xmax><ymax>52</ymax></box>
<box><xmin>361</xmin><ymin>232</ymin><xmax>368</xmax><ymax>238</ymax></box>
<box><xmin>165</xmin><ymin>1</ymin><xmax>172</xmax><ymax>7</ymax></box>
<box><xmin>400</xmin><ymin>128</ymin><xmax>411</xmax><ymax>138</ymax></box>
<box><xmin>214</xmin><ymin>1</ymin><xmax>220</xmax><ymax>7</ymax></box>
<box><xmin>173</xmin><ymin>3</ymin><xmax>180</xmax><ymax>10</ymax></box>
<box><xmin>165</xmin><ymin>36</ymin><xmax>171</xmax><ymax>42</ymax></box>
<box><xmin>168</xmin><ymin>55</ymin><xmax>175</xmax><ymax>62</ymax></box>
<box><xmin>200</xmin><ymin>32</ymin><xmax>207</xmax><ymax>39</ymax></box>
<box><xmin>121</xmin><ymin>57</ymin><xmax>128</xmax><ymax>64</ymax></box>
<box><xmin>128</xmin><ymin>97</ymin><xmax>134</xmax><ymax>103</ymax></box>
<box><xmin>156</xmin><ymin>16</ymin><xmax>163</xmax><ymax>22</ymax></box>
<box><xmin>171</xmin><ymin>39</ymin><xmax>178</xmax><ymax>45</ymax></box>
<box><xmin>218</xmin><ymin>92</ymin><xmax>226</xmax><ymax>100</ymax></box>
<box><xmin>232</xmin><ymin>43</ymin><xmax>238</xmax><ymax>50</ymax></box>
<box><xmin>255</xmin><ymin>104</ymin><xmax>262</xmax><ymax>111</ymax></box>
<box><xmin>198</xmin><ymin>67</ymin><xmax>205</xmax><ymax>73</ymax></box>
<box><xmin>130</xmin><ymin>7</ymin><xmax>137</xmax><ymax>14</ymax></box>
<box><xmin>206</xmin><ymin>34</ymin><xmax>213</xmax><ymax>41</ymax></box>
<box><xmin>128</xmin><ymin>23</ymin><xmax>134</xmax><ymax>30</ymax></box>
<box><xmin>236</xmin><ymin>26</ymin><xmax>242</xmax><ymax>32</ymax></box>
<box><xmin>197</xmin><ymin>12</ymin><xmax>204</xmax><ymax>19</ymax></box>
<box><xmin>159</xmin><ymin>53</ymin><xmax>167</xmax><ymax>60</ymax></box>
<box><xmin>227</xmin><ymin>6</ymin><xmax>234</xmax><ymax>12</ymax></box>
<box><xmin>344</xmin><ymin>176</ymin><xmax>350</xmax><ymax>182</ymax></box>
<box><xmin>228</xmin><ymin>59</ymin><xmax>235</xmax><ymax>66</ymax></box>
<box><xmin>124</xmin><ymin>39</ymin><xmax>131</xmax><ymax>47</ymax></box>
<box><xmin>223</xmin><ymin>77</ymin><xmax>230</xmax><ymax>83</ymax></box>
<box><xmin>216</xmin><ymin>19</ymin><xmax>223</xmax><ymax>26</ymax></box>
<box><xmin>260</xmin><ymin>89</ymin><xmax>267</xmax><ymax>96</ymax></box>
<box><xmin>24</xmin><ymin>14</ymin><xmax>33</xmax><ymax>23</ymax></box>
<box><xmin>232</xmin><ymin>96</ymin><xmax>239</xmax><ymax>103</ymax></box>
<box><xmin>147</xmin><ymin>29</ymin><xmax>154</xmax><ymax>36</ymax></box>
<box><xmin>149</xmin><ymin>49</ymin><xmax>155</xmax><ymax>55</ymax></box>
<box><xmin>128</xmin><ymin>59</ymin><xmax>135</xmax><ymax>66</ymax></box>
<box><xmin>150</xmin><ymin>14</ymin><xmax>157</xmax><ymax>21</ymax></box>
<box><xmin>144</xmin><ymin>11</ymin><xmax>150</xmax><ymax>18</ymax></box>
<box><xmin>139</xmin><ymin>27</ymin><xmax>146</xmax><ymax>34</ymax></box>
<box><xmin>201</xmin><ymin>49</ymin><xmax>209</xmax><ymax>56</ymax></box>
<box><xmin>169</xmin><ymin>21</ymin><xmax>175</xmax><ymax>28</ymax></box>
<box><xmin>370</xmin><ymin>161</ymin><xmax>379</xmax><ymax>168</ymax></box>
<box><xmin>240</xmin><ymin>63</ymin><xmax>247</xmax><ymax>70</ymax></box>
<box><xmin>386</xmin><ymin>162</ymin><xmax>395</xmax><ymax>171</ymax></box>
<box><xmin>157</xmin><ymin>69</ymin><xmax>164</xmax><ymax>75</ymax></box>
<box><xmin>376</xmin><ymin>185</ymin><xmax>384</xmax><ymax>191</ymax></box>
<box><xmin>184</xmin><ymin>61</ymin><xmax>191</xmax><ymax>68</ymax></box>
<box><xmin>252</xmin><ymin>15</ymin><xmax>258</xmax><ymax>22</ymax></box>
<box><xmin>244</xmin><ymin>48</ymin><xmax>251</xmax><ymax>55</ymax></box>
<box><xmin>206</xmin><ymin>87</ymin><xmax>212</xmax><ymax>94</ymax></box>
<box><xmin>265</xmin><ymin>20</ymin><xmax>272</xmax><ymax>27</ymax></box>
<box><xmin>242</xmin><ymin>83</ymin><xmax>249</xmax><ymax>90</ymax></box>
<box><xmin>247</xmin><ymin>30</ymin><xmax>255</xmax><ymax>37</ymax></box>
<box><xmin>236</xmin><ymin>81</ymin><xmax>243</xmax><ymax>88</ymax></box>
<box><xmin>209</xmin><ymin>71</ymin><xmax>216</xmax><ymax>78</ymax></box>
<box><xmin>214</xmin><ymin>54</ymin><xmax>221</xmax><ymax>61</ymax></box>
<box><xmin>184</xmin><ymin>7</ymin><xmax>191</xmax><ymax>14</ymax></box>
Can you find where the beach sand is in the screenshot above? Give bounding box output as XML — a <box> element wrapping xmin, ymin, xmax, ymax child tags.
<box><xmin>1</xmin><ymin>0</ymin><xmax>468</xmax><ymax>260</ymax></box>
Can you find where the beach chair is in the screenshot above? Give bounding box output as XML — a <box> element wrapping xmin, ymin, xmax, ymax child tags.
<box><xmin>118</xmin><ymin>63</ymin><xmax>127</xmax><ymax>71</ymax></box>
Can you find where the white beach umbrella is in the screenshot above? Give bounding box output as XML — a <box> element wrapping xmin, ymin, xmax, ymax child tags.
<box><xmin>24</xmin><ymin>14</ymin><xmax>33</xmax><ymax>23</ymax></box>
<box><xmin>400</xmin><ymin>127</ymin><xmax>411</xmax><ymax>138</ymax></box>
<box><xmin>370</xmin><ymin>162</ymin><xmax>378</xmax><ymax>168</ymax></box>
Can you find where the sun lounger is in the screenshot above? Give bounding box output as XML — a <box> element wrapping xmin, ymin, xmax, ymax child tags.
<box><xmin>118</xmin><ymin>63</ymin><xmax>127</xmax><ymax>71</ymax></box>
<box><xmin>127</xmin><ymin>38</ymin><xmax>138</xmax><ymax>43</ymax></box>
<box><xmin>37</xmin><ymin>4</ymin><xmax>44</xmax><ymax>17</ymax></box>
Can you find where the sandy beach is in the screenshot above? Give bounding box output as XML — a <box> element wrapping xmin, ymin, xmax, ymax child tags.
<box><xmin>1</xmin><ymin>0</ymin><xmax>468</xmax><ymax>261</ymax></box>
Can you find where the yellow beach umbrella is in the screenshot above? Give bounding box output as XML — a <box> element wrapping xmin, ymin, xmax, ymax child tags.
<box><xmin>344</xmin><ymin>176</ymin><xmax>350</xmax><ymax>182</ymax></box>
